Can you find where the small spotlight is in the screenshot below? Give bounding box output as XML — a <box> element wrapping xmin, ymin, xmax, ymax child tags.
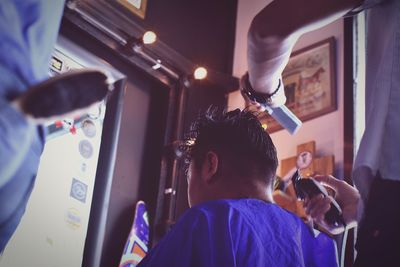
<box><xmin>261</xmin><ymin>124</ymin><xmax>268</xmax><ymax>130</ymax></box>
<box><xmin>193</xmin><ymin>67</ymin><xmax>207</xmax><ymax>80</ymax></box>
<box><xmin>142</xmin><ymin>31</ymin><xmax>157</xmax><ymax>45</ymax></box>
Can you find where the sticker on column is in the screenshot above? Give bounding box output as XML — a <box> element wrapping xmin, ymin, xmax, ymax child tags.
<box><xmin>87</xmin><ymin>103</ymin><xmax>103</xmax><ymax>120</ymax></box>
<box><xmin>79</xmin><ymin>140</ymin><xmax>93</xmax><ymax>159</ymax></box>
<box><xmin>82</xmin><ymin>119</ymin><xmax>97</xmax><ymax>138</ymax></box>
<box><xmin>70</xmin><ymin>178</ymin><xmax>88</xmax><ymax>203</ymax></box>
<box><xmin>81</xmin><ymin>162</ymin><xmax>87</xmax><ymax>173</ymax></box>
<box><xmin>65</xmin><ymin>208</ymin><xmax>82</xmax><ymax>230</ymax></box>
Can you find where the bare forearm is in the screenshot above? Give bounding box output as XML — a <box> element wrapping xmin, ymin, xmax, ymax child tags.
<box><xmin>248</xmin><ymin>0</ymin><xmax>363</xmax><ymax>95</ymax></box>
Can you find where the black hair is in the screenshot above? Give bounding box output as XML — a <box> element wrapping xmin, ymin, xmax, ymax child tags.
<box><xmin>184</xmin><ymin>106</ymin><xmax>278</xmax><ymax>183</ymax></box>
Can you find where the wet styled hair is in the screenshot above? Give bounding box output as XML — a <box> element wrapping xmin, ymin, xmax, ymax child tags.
<box><xmin>184</xmin><ymin>106</ymin><xmax>278</xmax><ymax>183</ymax></box>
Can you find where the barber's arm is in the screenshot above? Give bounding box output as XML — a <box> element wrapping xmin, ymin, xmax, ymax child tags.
<box><xmin>247</xmin><ymin>0</ymin><xmax>364</xmax><ymax>107</ymax></box>
<box><xmin>303</xmin><ymin>175</ymin><xmax>361</xmax><ymax>235</ymax></box>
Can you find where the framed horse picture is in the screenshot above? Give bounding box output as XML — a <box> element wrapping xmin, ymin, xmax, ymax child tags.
<box><xmin>259</xmin><ymin>37</ymin><xmax>337</xmax><ymax>133</ymax></box>
<box><xmin>116</xmin><ymin>0</ymin><xmax>148</xmax><ymax>19</ymax></box>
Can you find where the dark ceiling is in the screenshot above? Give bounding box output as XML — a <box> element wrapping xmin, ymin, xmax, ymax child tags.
<box><xmin>117</xmin><ymin>0</ymin><xmax>238</xmax><ymax>75</ymax></box>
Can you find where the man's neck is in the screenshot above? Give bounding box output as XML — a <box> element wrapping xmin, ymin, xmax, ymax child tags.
<box><xmin>214</xmin><ymin>180</ymin><xmax>274</xmax><ymax>203</ymax></box>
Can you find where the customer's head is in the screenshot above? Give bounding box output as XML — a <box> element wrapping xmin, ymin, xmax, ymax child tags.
<box><xmin>183</xmin><ymin>107</ymin><xmax>278</xmax><ymax>207</ymax></box>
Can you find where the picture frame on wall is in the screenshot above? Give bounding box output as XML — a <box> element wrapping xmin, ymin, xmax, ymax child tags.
<box><xmin>259</xmin><ymin>37</ymin><xmax>337</xmax><ymax>133</ymax></box>
<box><xmin>116</xmin><ymin>0</ymin><xmax>148</xmax><ymax>19</ymax></box>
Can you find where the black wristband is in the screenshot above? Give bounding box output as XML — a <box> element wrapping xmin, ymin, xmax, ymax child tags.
<box><xmin>240</xmin><ymin>72</ymin><xmax>281</xmax><ymax>106</ymax></box>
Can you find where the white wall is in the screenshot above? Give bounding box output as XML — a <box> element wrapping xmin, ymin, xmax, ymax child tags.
<box><xmin>228</xmin><ymin>0</ymin><xmax>345</xmax><ymax>178</ymax></box>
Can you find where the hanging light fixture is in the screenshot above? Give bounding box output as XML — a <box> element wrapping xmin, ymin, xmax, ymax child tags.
<box><xmin>142</xmin><ymin>31</ymin><xmax>157</xmax><ymax>45</ymax></box>
<box><xmin>193</xmin><ymin>66</ymin><xmax>207</xmax><ymax>80</ymax></box>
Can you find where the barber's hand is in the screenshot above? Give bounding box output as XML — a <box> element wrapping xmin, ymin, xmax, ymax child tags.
<box><xmin>303</xmin><ymin>175</ymin><xmax>361</xmax><ymax>235</ymax></box>
<box><xmin>244</xmin><ymin>87</ymin><xmax>287</xmax><ymax>110</ymax></box>
<box><xmin>239</xmin><ymin>84</ymin><xmax>266</xmax><ymax>112</ymax></box>
<box><xmin>264</xmin><ymin>82</ymin><xmax>287</xmax><ymax>108</ymax></box>
<box><xmin>240</xmin><ymin>73</ymin><xmax>287</xmax><ymax>110</ymax></box>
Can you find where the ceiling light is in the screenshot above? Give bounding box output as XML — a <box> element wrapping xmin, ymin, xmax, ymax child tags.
<box><xmin>193</xmin><ymin>67</ymin><xmax>207</xmax><ymax>80</ymax></box>
<box><xmin>142</xmin><ymin>31</ymin><xmax>157</xmax><ymax>45</ymax></box>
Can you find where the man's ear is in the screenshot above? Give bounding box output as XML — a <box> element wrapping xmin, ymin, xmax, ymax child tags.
<box><xmin>202</xmin><ymin>151</ymin><xmax>219</xmax><ymax>183</ymax></box>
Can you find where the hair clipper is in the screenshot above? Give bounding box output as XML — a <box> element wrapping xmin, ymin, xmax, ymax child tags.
<box><xmin>291</xmin><ymin>170</ymin><xmax>345</xmax><ymax>228</ymax></box>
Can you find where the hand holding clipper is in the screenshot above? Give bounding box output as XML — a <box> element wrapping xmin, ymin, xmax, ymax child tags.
<box><xmin>291</xmin><ymin>170</ymin><xmax>346</xmax><ymax>232</ymax></box>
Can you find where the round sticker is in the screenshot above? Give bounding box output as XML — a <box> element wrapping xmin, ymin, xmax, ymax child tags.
<box><xmin>82</xmin><ymin>120</ymin><xmax>96</xmax><ymax>138</ymax></box>
<box><xmin>79</xmin><ymin>140</ymin><xmax>93</xmax><ymax>159</ymax></box>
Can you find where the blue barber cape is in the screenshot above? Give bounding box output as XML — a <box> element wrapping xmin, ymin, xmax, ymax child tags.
<box><xmin>138</xmin><ymin>199</ymin><xmax>337</xmax><ymax>267</ymax></box>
